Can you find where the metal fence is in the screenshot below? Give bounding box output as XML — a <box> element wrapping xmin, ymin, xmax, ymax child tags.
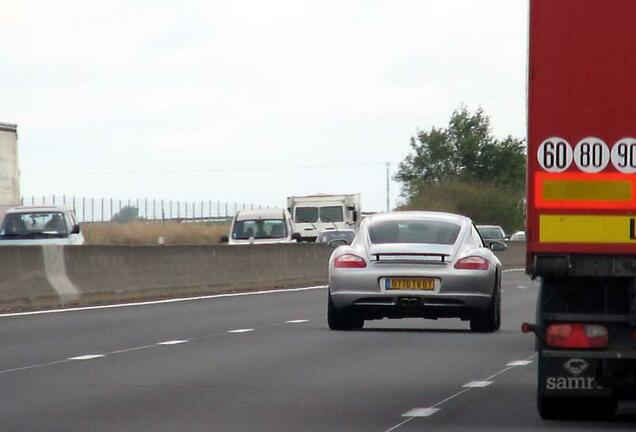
<box><xmin>20</xmin><ymin>196</ymin><xmax>270</xmax><ymax>223</ymax></box>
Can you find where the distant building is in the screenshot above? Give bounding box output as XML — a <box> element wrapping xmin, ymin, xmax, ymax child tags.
<box><xmin>0</xmin><ymin>123</ymin><xmax>20</xmax><ymax>216</ymax></box>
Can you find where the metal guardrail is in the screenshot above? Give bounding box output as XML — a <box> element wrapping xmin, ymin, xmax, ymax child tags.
<box><xmin>21</xmin><ymin>196</ymin><xmax>268</xmax><ymax>223</ymax></box>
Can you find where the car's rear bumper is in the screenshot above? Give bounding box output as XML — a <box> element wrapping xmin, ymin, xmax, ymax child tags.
<box><xmin>330</xmin><ymin>291</ymin><xmax>492</xmax><ymax>320</ymax></box>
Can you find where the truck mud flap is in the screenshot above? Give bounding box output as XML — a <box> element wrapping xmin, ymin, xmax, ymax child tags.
<box><xmin>539</xmin><ymin>354</ymin><xmax>612</xmax><ymax>398</ymax></box>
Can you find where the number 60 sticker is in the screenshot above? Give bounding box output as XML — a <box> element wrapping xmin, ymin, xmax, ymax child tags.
<box><xmin>537</xmin><ymin>137</ymin><xmax>573</xmax><ymax>172</ymax></box>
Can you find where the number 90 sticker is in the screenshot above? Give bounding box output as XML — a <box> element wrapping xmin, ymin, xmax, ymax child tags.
<box><xmin>573</xmin><ymin>137</ymin><xmax>610</xmax><ymax>173</ymax></box>
<box><xmin>611</xmin><ymin>138</ymin><xmax>636</xmax><ymax>173</ymax></box>
<box><xmin>537</xmin><ymin>137</ymin><xmax>573</xmax><ymax>172</ymax></box>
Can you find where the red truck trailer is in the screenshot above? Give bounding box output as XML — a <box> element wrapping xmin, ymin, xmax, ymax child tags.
<box><xmin>526</xmin><ymin>0</ymin><xmax>636</xmax><ymax>419</ymax></box>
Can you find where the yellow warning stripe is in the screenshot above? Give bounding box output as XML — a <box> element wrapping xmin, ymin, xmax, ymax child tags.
<box><xmin>540</xmin><ymin>214</ymin><xmax>636</xmax><ymax>244</ymax></box>
<box><xmin>542</xmin><ymin>179</ymin><xmax>632</xmax><ymax>201</ymax></box>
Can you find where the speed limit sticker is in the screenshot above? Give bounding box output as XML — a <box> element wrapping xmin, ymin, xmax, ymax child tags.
<box><xmin>537</xmin><ymin>137</ymin><xmax>573</xmax><ymax>172</ymax></box>
<box><xmin>573</xmin><ymin>137</ymin><xmax>610</xmax><ymax>173</ymax></box>
<box><xmin>611</xmin><ymin>138</ymin><xmax>636</xmax><ymax>173</ymax></box>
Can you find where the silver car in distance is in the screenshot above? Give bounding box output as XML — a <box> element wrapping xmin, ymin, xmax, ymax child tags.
<box><xmin>327</xmin><ymin>211</ymin><xmax>506</xmax><ymax>332</ymax></box>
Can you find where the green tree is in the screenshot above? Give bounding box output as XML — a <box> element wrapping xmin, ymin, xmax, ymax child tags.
<box><xmin>111</xmin><ymin>206</ymin><xmax>140</xmax><ymax>223</ymax></box>
<box><xmin>395</xmin><ymin>106</ymin><xmax>526</xmax><ymax>231</ymax></box>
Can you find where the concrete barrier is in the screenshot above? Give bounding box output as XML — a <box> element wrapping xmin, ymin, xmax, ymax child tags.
<box><xmin>494</xmin><ymin>241</ymin><xmax>526</xmax><ymax>270</ymax></box>
<box><xmin>0</xmin><ymin>242</ymin><xmax>526</xmax><ymax>311</ymax></box>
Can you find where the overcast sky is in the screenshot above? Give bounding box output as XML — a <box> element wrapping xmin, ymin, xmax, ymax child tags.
<box><xmin>1</xmin><ymin>0</ymin><xmax>528</xmax><ymax>212</ymax></box>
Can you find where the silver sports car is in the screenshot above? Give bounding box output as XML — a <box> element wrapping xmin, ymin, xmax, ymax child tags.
<box><xmin>327</xmin><ymin>211</ymin><xmax>506</xmax><ymax>332</ymax></box>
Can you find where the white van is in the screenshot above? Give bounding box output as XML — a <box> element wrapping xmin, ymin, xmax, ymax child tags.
<box><xmin>286</xmin><ymin>193</ymin><xmax>361</xmax><ymax>242</ymax></box>
<box><xmin>226</xmin><ymin>208</ymin><xmax>296</xmax><ymax>245</ymax></box>
<box><xmin>0</xmin><ymin>206</ymin><xmax>85</xmax><ymax>245</ymax></box>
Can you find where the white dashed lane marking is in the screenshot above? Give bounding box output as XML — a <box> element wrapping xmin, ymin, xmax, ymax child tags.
<box><xmin>68</xmin><ymin>354</ymin><xmax>104</xmax><ymax>360</ymax></box>
<box><xmin>401</xmin><ymin>408</ymin><xmax>439</xmax><ymax>418</ymax></box>
<box><xmin>0</xmin><ymin>314</ymin><xmax>324</xmax><ymax>377</ymax></box>
<box><xmin>507</xmin><ymin>360</ymin><xmax>532</xmax><ymax>366</ymax></box>
<box><xmin>228</xmin><ymin>328</ymin><xmax>254</xmax><ymax>333</ymax></box>
<box><xmin>462</xmin><ymin>380</ymin><xmax>493</xmax><ymax>388</ymax></box>
<box><xmin>157</xmin><ymin>340</ymin><xmax>189</xmax><ymax>345</ymax></box>
<box><xmin>387</xmin><ymin>354</ymin><xmax>536</xmax><ymax>431</ymax></box>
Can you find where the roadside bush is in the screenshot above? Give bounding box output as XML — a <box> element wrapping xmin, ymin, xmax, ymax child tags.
<box><xmin>398</xmin><ymin>179</ymin><xmax>523</xmax><ymax>233</ymax></box>
<box><xmin>82</xmin><ymin>221</ymin><xmax>229</xmax><ymax>245</ymax></box>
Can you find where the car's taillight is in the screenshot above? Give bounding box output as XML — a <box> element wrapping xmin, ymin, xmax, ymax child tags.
<box><xmin>454</xmin><ymin>256</ymin><xmax>489</xmax><ymax>270</ymax></box>
<box><xmin>334</xmin><ymin>254</ymin><xmax>367</xmax><ymax>268</ymax></box>
<box><xmin>546</xmin><ymin>323</ymin><xmax>608</xmax><ymax>349</ymax></box>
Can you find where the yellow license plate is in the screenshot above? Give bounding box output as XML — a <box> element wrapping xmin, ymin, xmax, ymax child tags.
<box><xmin>386</xmin><ymin>278</ymin><xmax>435</xmax><ymax>290</ymax></box>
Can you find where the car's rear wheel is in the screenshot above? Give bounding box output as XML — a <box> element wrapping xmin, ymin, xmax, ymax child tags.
<box><xmin>470</xmin><ymin>277</ymin><xmax>500</xmax><ymax>333</ymax></box>
<box><xmin>327</xmin><ymin>295</ymin><xmax>364</xmax><ymax>330</ymax></box>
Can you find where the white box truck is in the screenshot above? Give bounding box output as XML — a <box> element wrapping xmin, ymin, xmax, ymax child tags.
<box><xmin>286</xmin><ymin>194</ymin><xmax>361</xmax><ymax>242</ymax></box>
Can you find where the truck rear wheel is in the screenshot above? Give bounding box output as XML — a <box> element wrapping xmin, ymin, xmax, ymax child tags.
<box><xmin>327</xmin><ymin>295</ymin><xmax>364</xmax><ymax>331</ymax></box>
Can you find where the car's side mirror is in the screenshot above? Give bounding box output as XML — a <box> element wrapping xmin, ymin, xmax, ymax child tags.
<box><xmin>327</xmin><ymin>239</ymin><xmax>347</xmax><ymax>249</ymax></box>
<box><xmin>352</xmin><ymin>210</ymin><xmax>358</xmax><ymax>223</ymax></box>
<box><xmin>220</xmin><ymin>235</ymin><xmax>229</xmax><ymax>243</ymax></box>
<box><xmin>292</xmin><ymin>233</ymin><xmax>302</xmax><ymax>242</ymax></box>
<box><xmin>490</xmin><ymin>241</ymin><xmax>507</xmax><ymax>252</ymax></box>
<box><xmin>71</xmin><ymin>224</ymin><xmax>81</xmax><ymax>234</ymax></box>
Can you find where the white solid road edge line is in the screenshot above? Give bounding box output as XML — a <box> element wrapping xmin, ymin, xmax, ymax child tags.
<box><xmin>286</xmin><ymin>319</ymin><xmax>309</xmax><ymax>323</ymax></box>
<box><xmin>0</xmin><ymin>285</ymin><xmax>328</xmax><ymax>318</ymax></box>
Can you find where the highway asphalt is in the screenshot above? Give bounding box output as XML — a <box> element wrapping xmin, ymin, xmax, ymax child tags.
<box><xmin>1</xmin><ymin>270</ymin><xmax>635</xmax><ymax>431</ymax></box>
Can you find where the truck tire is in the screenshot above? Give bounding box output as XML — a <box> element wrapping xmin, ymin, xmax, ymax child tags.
<box><xmin>327</xmin><ymin>295</ymin><xmax>364</xmax><ymax>331</ymax></box>
<box><xmin>470</xmin><ymin>278</ymin><xmax>500</xmax><ymax>332</ymax></box>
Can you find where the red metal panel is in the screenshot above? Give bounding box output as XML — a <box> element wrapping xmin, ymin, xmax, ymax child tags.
<box><xmin>527</xmin><ymin>0</ymin><xmax>636</xmax><ymax>266</ymax></box>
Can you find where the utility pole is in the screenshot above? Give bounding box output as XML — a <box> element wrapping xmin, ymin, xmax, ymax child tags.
<box><xmin>385</xmin><ymin>162</ymin><xmax>390</xmax><ymax>212</ymax></box>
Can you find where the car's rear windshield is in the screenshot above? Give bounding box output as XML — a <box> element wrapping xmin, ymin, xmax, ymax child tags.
<box><xmin>368</xmin><ymin>220</ymin><xmax>461</xmax><ymax>245</ymax></box>
<box><xmin>232</xmin><ymin>219</ymin><xmax>287</xmax><ymax>240</ymax></box>
<box><xmin>477</xmin><ymin>227</ymin><xmax>504</xmax><ymax>240</ymax></box>
<box><xmin>1</xmin><ymin>212</ymin><xmax>69</xmax><ymax>239</ymax></box>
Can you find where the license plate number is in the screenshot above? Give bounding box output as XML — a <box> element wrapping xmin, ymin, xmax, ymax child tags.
<box><xmin>386</xmin><ymin>278</ymin><xmax>435</xmax><ymax>290</ymax></box>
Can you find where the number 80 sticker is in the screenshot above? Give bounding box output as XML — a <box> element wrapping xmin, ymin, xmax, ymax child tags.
<box><xmin>573</xmin><ymin>137</ymin><xmax>610</xmax><ymax>173</ymax></box>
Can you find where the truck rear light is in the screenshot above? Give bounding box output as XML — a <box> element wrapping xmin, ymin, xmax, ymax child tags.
<box><xmin>454</xmin><ymin>256</ymin><xmax>489</xmax><ymax>270</ymax></box>
<box><xmin>334</xmin><ymin>254</ymin><xmax>367</xmax><ymax>268</ymax></box>
<box><xmin>631</xmin><ymin>330</ymin><xmax>636</xmax><ymax>342</ymax></box>
<box><xmin>546</xmin><ymin>323</ymin><xmax>608</xmax><ymax>349</ymax></box>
